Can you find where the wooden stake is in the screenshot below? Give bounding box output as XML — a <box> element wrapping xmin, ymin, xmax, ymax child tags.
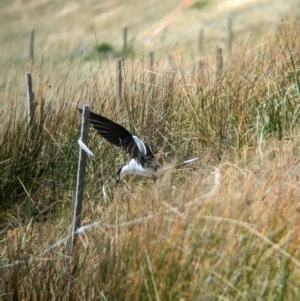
<box><xmin>216</xmin><ymin>46</ymin><xmax>223</xmax><ymax>78</ymax></box>
<box><xmin>149</xmin><ymin>51</ymin><xmax>154</xmax><ymax>82</ymax></box>
<box><xmin>26</xmin><ymin>72</ymin><xmax>35</xmax><ymax>126</ymax></box>
<box><xmin>25</xmin><ymin>71</ymin><xmax>35</xmax><ymax>220</ymax></box>
<box><xmin>29</xmin><ymin>30</ymin><xmax>35</xmax><ymax>62</ymax></box>
<box><xmin>116</xmin><ymin>59</ymin><xmax>122</xmax><ymax>104</ymax></box>
<box><xmin>198</xmin><ymin>28</ymin><xmax>204</xmax><ymax>55</ymax></box>
<box><xmin>70</xmin><ymin>105</ymin><xmax>90</xmax><ymax>287</ymax></box>
<box><xmin>198</xmin><ymin>60</ymin><xmax>204</xmax><ymax>79</ymax></box>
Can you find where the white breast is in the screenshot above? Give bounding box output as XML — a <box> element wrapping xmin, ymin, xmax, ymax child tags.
<box><xmin>120</xmin><ymin>158</ymin><xmax>156</xmax><ymax>179</ymax></box>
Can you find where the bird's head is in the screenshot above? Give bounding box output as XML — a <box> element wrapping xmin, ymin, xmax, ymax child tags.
<box><xmin>155</xmin><ymin>161</ymin><xmax>161</xmax><ymax>171</ymax></box>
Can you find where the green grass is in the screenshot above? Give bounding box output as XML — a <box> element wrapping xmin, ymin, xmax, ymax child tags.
<box><xmin>1</xmin><ymin>15</ymin><xmax>300</xmax><ymax>301</ymax></box>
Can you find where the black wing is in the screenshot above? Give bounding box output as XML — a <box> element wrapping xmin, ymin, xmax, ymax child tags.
<box><xmin>78</xmin><ymin>109</ymin><xmax>155</xmax><ymax>163</ymax></box>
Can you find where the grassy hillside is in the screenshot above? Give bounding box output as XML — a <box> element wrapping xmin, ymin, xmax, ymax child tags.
<box><xmin>1</xmin><ymin>0</ymin><xmax>300</xmax><ymax>300</ymax></box>
<box><xmin>0</xmin><ymin>0</ymin><xmax>296</xmax><ymax>59</ymax></box>
<box><xmin>0</xmin><ymin>0</ymin><xmax>297</xmax><ymax>110</ymax></box>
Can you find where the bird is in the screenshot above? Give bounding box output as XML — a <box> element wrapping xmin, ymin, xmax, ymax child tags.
<box><xmin>78</xmin><ymin>109</ymin><xmax>161</xmax><ymax>184</ymax></box>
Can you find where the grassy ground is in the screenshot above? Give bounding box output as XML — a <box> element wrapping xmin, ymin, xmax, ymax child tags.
<box><xmin>1</xmin><ymin>1</ymin><xmax>300</xmax><ymax>300</ymax></box>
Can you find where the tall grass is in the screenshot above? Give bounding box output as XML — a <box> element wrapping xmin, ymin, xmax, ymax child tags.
<box><xmin>1</xmin><ymin>24</ymin><xmax>300</xmax><ymax>300</ymax></box>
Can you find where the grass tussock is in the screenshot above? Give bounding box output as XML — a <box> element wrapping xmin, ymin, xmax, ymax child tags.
<box><xmin>1</xmin><ymin>23</ymin><xmax>300</xmax><ymax>300</ymax></box>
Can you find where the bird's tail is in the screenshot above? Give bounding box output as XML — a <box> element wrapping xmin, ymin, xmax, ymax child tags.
<box><xmin>157</xmin><ymin>157</ymin><xmax>198</xmax><ymax>175</ymax></box>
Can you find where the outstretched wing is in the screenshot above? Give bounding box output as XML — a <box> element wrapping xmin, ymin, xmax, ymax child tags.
<box><xmin>78</xmin><ymin>109</ymin><xmax>155</xmax><ymax>164</ymax></box>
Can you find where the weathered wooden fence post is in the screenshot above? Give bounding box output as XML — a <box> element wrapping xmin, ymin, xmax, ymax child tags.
<box><xmin>123</xmin><ymin>26</ymin><xmax>128</xmax><ymax>58</ymax></box>
<box><xmin>26</xmin><ymin>72</ymin><xmax>35</xmax><ymax>127</ymax></box>
<box><xmin>25</xmin><ymin>71</ymin><xmax>35</xmax><ymax>220</ymax></box>
<box><xmin>116</xmin><ymin>59</ymin><xmax>122</xmax><ymax>105</ymax></box>
<box><xmin>29</xmin><ymin>30</ymin><xmax>35</xmax><ymax>62</ymax></box>
<box><xmin>70</xmin><ymin>105</ymin><xmax>90</xmax><ymax>290</ymax></box>
<box><xmin>227</xmin><ymin>17</ymin><xmax>233</xmax><ymax>54</ymax></box>
<box><xmin>216</xmin><ymin>46</ymin><xmax>223</xmax><ymax>78</ymax></box>
<box><xmin>198</xmin><ymin>28</ymin><xmax>204</xmax><ymax>55</ymax></box>
<box><xmin>198</xmin><ymin>60</ymin><xmax>204</xmax><ymax>79</ymax></box>
<box><xmin>149</xmin><ymin>51</ymin><xmax>154</xmax><ymax>82</ymax></box>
